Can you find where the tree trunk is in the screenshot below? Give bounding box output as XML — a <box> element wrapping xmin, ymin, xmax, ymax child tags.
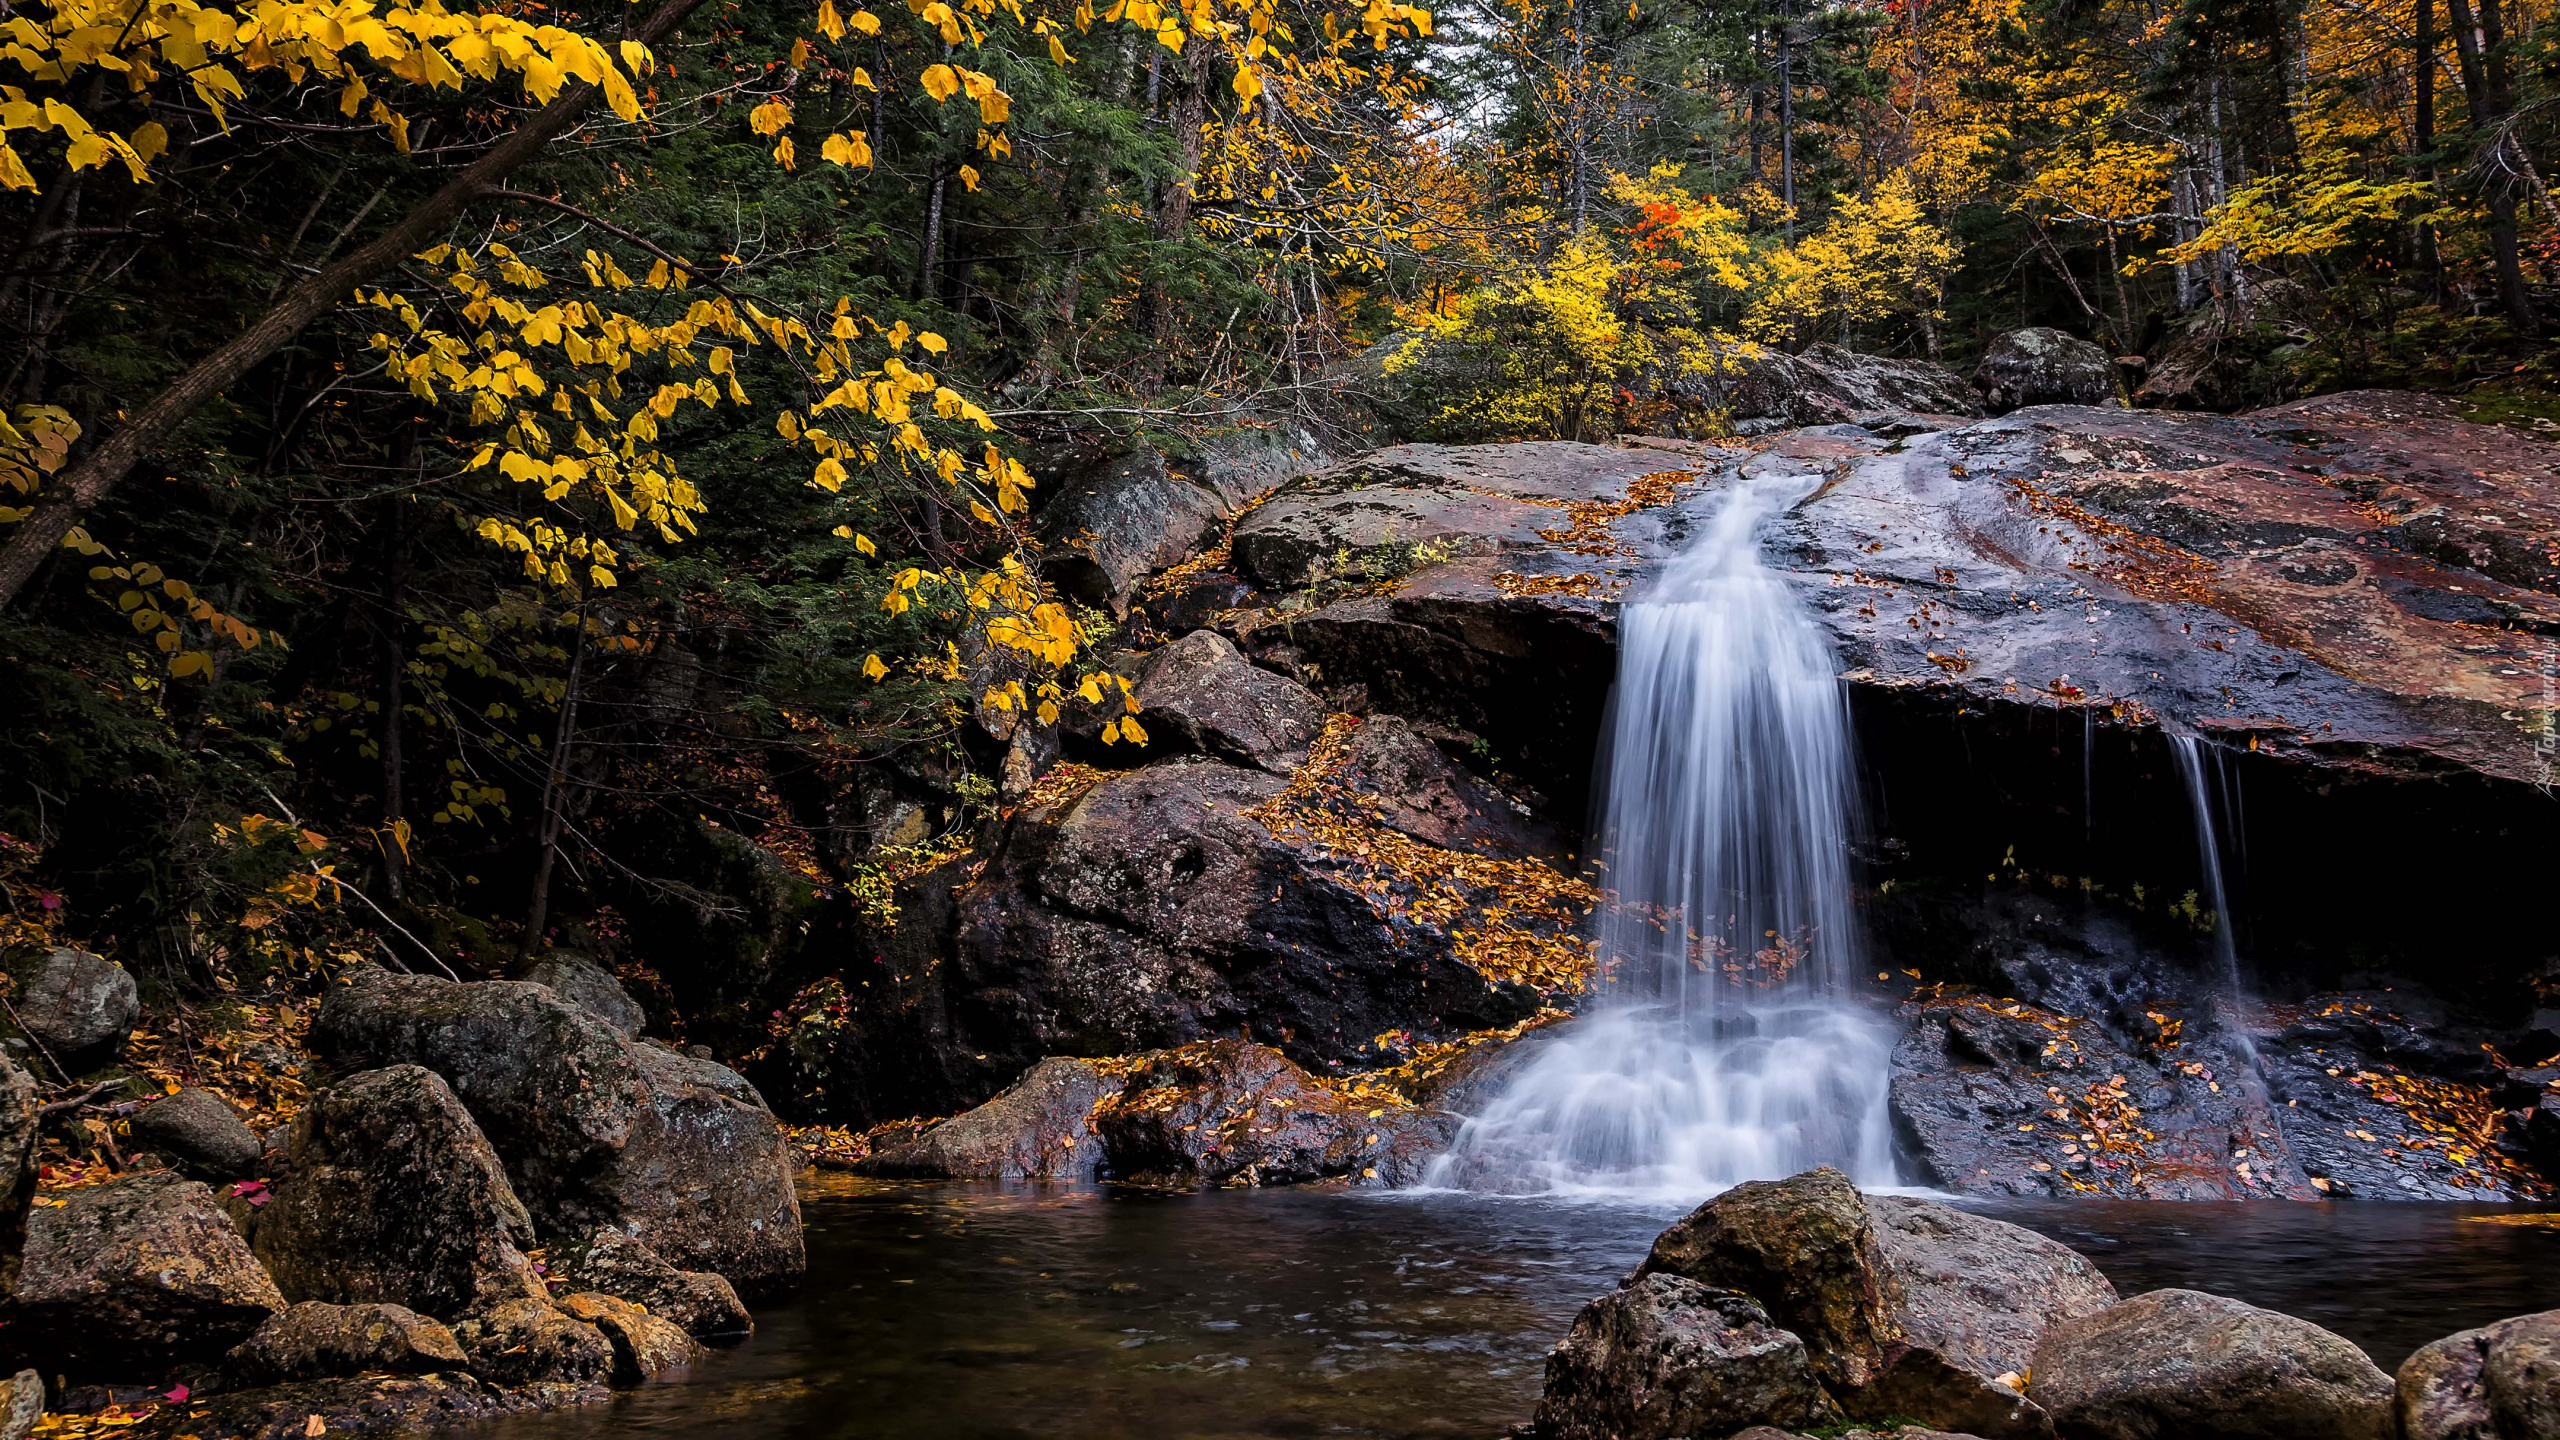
<box><xmin>2444</xmin><ymin>0</ymin><xmax>2536</xmax><ymax>330</ymax></box>
<box><xmin>0</xmin><ymin>0</ymin><xmax>712</xmax><ymax>611</ymax></box>
<box><xmin>1779</xmin><ymin>0</ymin><xmax>1797</xmax><ymax>231</ymax></box>
<box><xmin>379</xmin><ymin>495</ymin><xmax>408</xmax><ymax>901</ymax></box>
<box><xmin>521</xmin><ymin>623</ymin><xmax>589</xmax><ymax>961</ymax></box>
<box><xmin>2416</xmin><ymin>0</ymin><xmax>2444</xmax><ymax>303</ymax></box>
<box><xmin>1137</xmin><ymin>50</ymin><xmax>1211</xmax><ymax>395</ymax></box>
<box><xmin>913</xmin><ymin>167</ymin><xmax>948</xmax><ymax>303</ymax></box>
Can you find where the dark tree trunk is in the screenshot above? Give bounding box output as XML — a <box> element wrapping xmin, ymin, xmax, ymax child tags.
<box><xmin>521</xmin><ymin>624</ymin><xmax>589</xmax><ymax>961</ymax></box>
<box><xmin>1137</xmin><ymin>50</ymin><xmax>1211</xmax><ymax>395</ymax></box>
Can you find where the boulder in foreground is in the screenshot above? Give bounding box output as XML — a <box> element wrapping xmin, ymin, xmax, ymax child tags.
<box><xmin>2397</xmin><ymin>1306</ymin><xmax>2560</xmax><ymax>1440</ymax></box>
<box><xmin>1534</xmin><ymin>1272</ymin><xmax>1836</xmax><ymax>1440</ymax></box>
<box><xmin>313</xmin><ymin>966</ymin><xmax>803</xmax><ymax>1290</ymax></box>
<box><xmin>5</xmin><ymin>1170</ymin><xmax>283</xmax><ymax>1374</ymax></box>
<box><xmin>1637</xmin><ymin>1167</ymin><xmax>2113</xmax><ymax>1437</ymax></box>
<box><xmin>254</xmin><ymin>1064</ymin><xmax>548</xmax><ymax>1317</ymax></box>
<box><xmin>2028</xmin><ymin>1287</ymin><xmax>2393</xmax><ymax>1440</ymax></box>
<box><xmin>226</xmin><ymin>1301</ymin><xmax>467</xmax><ymax>1385</ymax></box>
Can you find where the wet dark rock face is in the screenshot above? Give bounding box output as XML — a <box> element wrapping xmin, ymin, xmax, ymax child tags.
<box><xmin>781</xmin><ymin>704</ymin><xmax>1583</xmax><ymax>1122</ymax></box>
<box><xmin>1874</xmin><ymin>891</ymin><xmax>2549</xmax><ymax>1202</ymax></box>
<box><xmin>954</xmin><ymin>756</ymin><xmax>1538</xmax><ymax>1072</ymax></box>
<box><xmin>1209</xmin><ymin>397</ymin><xmax>2557</xmax><ymax>986</ymax></box>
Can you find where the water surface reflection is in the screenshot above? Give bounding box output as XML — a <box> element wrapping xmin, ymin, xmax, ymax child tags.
<box><xmin>483</xmin><ymin>1176</ymin><xmax>2560</xmax><ymax>1440</ymax></box>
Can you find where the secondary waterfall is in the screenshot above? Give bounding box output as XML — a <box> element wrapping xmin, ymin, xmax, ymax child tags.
<box><xmin>1425</xmin><ymin>471</ymin><xmax>1898</xmax><ymax>1200</ymax></box>
<box><xmin>2168</xmin><ymin>732</ymin><xmax>2255</xmax><ymax>1059</ymax></box>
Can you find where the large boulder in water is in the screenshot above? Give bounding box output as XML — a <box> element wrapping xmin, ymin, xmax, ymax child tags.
<box><xmin>312</xmin><ymin>968</ymin><xmax>803</xmax><ymax>1290</ymax></box>
<box><xmin>1973</xmin><ymin>328</ymin><xmax>2117</xmax><ymax>412</ymax></box>
<box><xmin>1089</xmin><ymin>1039</ymin><xmax>1447</xmax><ymax>1186</ymax></box>
<box><xmin>1631</xmin><ymin>1168</ymin><xmax>2116</xmax><ymax>1437</ymax></box>
<box><xmin>2397</xmin><ymin>1307</ymin><xmax>2560</xmax><ymax>1440</ymax></box>
<box><xmin>856</xmin><ymin>1057</ymin><xmax>1116</xmax><ymax>1180</ymax></box>
<box><xmin>4</xmin><ymin>1170</ymin><xmax>285</xmax><ymax>1374</ymax></box>
<box><xmin>1534</xmin><ymin>1272</ymin><xmax>1838</xmax><ymax>1440</ymax></box>
<box><xmin>2028</xmin><ymin>1287</ymin><xmax>2393</xmax><ymax>1440</ymax></box>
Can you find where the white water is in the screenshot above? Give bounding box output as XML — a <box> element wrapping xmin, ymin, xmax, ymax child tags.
<box><xmin>2168</xmin><ymin>732</ymin><xmax>2255</xmax><ymax>1059</ymax></box>
<box><xmin>1425</xmin><ymin>472</ymin><xmax>1898</xmax><ymax>1201</ymax></box>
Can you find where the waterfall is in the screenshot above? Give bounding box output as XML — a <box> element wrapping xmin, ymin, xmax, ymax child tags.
<box><xmin>2167</xmin><ymin>733</ymin><xmax>2253</xmax><ymax>1057</ymax></box>
<box><xmin>1424</xmin><ymin>472</ymin><xmax>1898</xmax><ymax>1200</ymax></box>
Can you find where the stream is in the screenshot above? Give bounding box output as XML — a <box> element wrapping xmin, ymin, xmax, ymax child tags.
<box><xmin>488</xmin><ymin>1173</ymin><xmax>2560</xmax><ymax>1440</ymax></box>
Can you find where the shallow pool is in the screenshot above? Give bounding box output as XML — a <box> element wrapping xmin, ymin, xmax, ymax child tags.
<box><xmin>481</xmin><ymin>1176</ymin><xmax>2560</xmax><ymax>1440</ymax></box>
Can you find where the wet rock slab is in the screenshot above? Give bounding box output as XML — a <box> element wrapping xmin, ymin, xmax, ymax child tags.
<box><xmin>2028</xmin><ymin>1287</ymin><xmax>2395</xmax><ymax>1440</ymax></box>
<box><xmin>1228</xmin><ymin>393</ymin><xmax>2560</xmax><ymax>804</ymax></box>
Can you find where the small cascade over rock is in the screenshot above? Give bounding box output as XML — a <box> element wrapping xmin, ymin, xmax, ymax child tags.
<box><xmin>1425</xmin><ymin>472</ymin><xmax>1897</xmax><ymax>1199</ymax></box>
<box><xmin>2168</xmin><ymin>732</ymin><xmax>2256</xmax><ymax>1060</ymax></box>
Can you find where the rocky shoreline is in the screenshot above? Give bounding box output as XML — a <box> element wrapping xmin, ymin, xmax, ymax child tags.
<box><xmin>0</xmin><ymin>953</ymin><xmax>797</xmax><ymax>1438</ymax></box>
<box><xmin>1527</xmin><ymin>1167</ymin><xmax>2557</xmax><ymax>1440</ymax></box>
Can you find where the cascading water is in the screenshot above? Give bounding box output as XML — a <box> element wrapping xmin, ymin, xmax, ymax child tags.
<box><xmin>2168</xmin><ymin>733</ymin><xmax>2255</xmax><ymax>1059</ymax></box>
<box><xmin>1424</xmin><ymin>472</ymin><xmax>1898</xmax><ymax>1200</ymax></box>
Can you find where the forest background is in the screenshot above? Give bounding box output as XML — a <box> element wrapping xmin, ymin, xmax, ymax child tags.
<box><xmin>0</xmin><ymin>0</ymin><xmax>2551</xmax><ymax>1103</ymax></box>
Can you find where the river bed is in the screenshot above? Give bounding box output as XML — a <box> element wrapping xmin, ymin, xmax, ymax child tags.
<box><xmin>487</xmin><ymin>1174</ymin><xmax>2560</xmax><ymax>1440</ymax></box>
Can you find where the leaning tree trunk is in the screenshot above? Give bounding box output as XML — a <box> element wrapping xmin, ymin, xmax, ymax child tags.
<box><xmin>0</xmin><ymin>0</ymin><xmax>712</xmax><ymax>610</ymax></box>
